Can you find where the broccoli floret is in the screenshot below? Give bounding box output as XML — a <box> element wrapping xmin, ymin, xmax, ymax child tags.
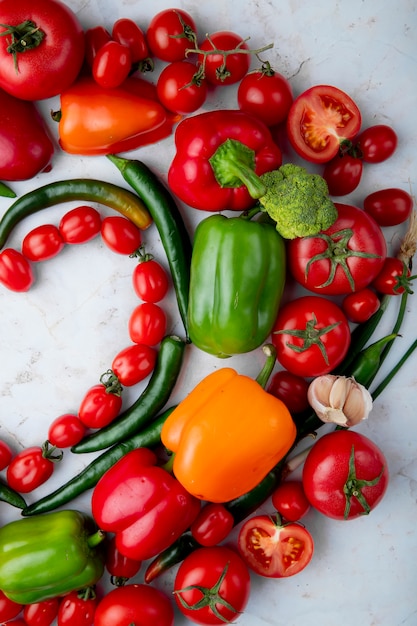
<box><xmin>258</xmin><ymin>163</ymin><xmax>338</xmax><ymax>239</ymax></box>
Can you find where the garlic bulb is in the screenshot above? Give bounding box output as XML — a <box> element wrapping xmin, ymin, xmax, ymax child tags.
<box><xmin>307</xmin><ymin>375</ymin><xmax>373</xmax><ymax>427</ymax></box>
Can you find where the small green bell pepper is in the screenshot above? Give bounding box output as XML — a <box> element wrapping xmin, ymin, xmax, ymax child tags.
<box><xmin>188</xmin><ymin>213</ymin><xmax>286</xmax><ymax>357</ymax></box>
<box><xmin>0</xmin><ymin>509</ymin><xmax>105</xmax><ymax>604</ymax></box>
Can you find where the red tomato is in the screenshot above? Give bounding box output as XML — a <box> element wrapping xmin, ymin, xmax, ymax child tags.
<box><xmin>238</xmin><ymin>514</ymin><xmax>314</xmax><ymax>578</ymax></box>
<box><xmin>23</xmin><ymin>598</ymin><xmax>59</xmax><ymax>626</ymax></box>
<box><xmin>22</xmin><ymin>224</ymin><xmax>65</xmax><ymax>262</ymax></box>
<box><xmin>0</xmin><ymin>0</ymin><xmax>85</xmax><ymax>101</ymax></box>
<box><xmin>0</xmin><ymin>590</ymin><xmax>22</xmax><ymax>622</ymax></box>
<box><xmin>0</xmin><ymin>248</ymin><xmax>34</xmax><ymax>292</ymax></box>
<box><xmin>111</xmin><ymin>343</ymin><xmax>157</xmax><ymax>386</ymax></box>
<box><xmin>271</xmin><ymin>295</ymin><xmax>351</xmax><ymax>377</ymax></box>
<box><xmin>363</xmin><ymin>187</ymin><xmax>413</xmax><ymax>227</ymax></box>
<box><xmin>112</xmin><ymin>18</ymin><xmax>149</xmax><ymax>64</ymax></box>
<box><xmin>198</xmin><ymin>31</ymin><xmax>250</xmax><ymax>86</ymax></box>
<box><xmin>57</xmin><ymin>589</ymin><xmax>98</xmax><ymax>626</ymax></box>
<box><xmin>287</xmin><ymin>203</ymin><xmax>387</xmax><ymax>295</ymax></box>
<box><xmin>302</xmin><ymin>430</ymin><xmax>389</xmax><ymax>520</ymax></box>
<box><xmin>190</xmin><ymin>503</ymin><xmax>235</xmax><ymax>547</ymax></box>
<box><xmin>355</xmin><ymin>124</ymin><xmax>398</xmax><ymax>163</ymax></box>
<box><xmin>92</xmin><ymin>40</ymin><xmax>132</xmax><ymax>89</ymax></box>
<box><xmin>128</xmin><ymin>302</ymin><xmax>167</xmax><ymax>346</ymax></box>
<box><xmin>132</xmin><ymin>258</ymin><xmax>169</xmax><ymax>302</ymax></box>
<box><xmin>93</xmin><ymin>584</ymin><xmax>174</xmax><ymax>626</ymax></box>
<box><xmin>105</xmin><ymin>536</ymin><xmax>142</xmax><ymax>584</ymax></box>
<box><xmin>78</xmin><ymin>382</ymin><xmax>123</xmax><ymax>429</ymax></box>
<box><xmin>342</xmin><ymin>287</ymin><xmax>380</xmax><ymax>323</ymax></box>
<box><xmin>100</xmin><ymin>216</ymin><xmax>142</xmax><ymax>255</ymax></box>
<box><xmin>84</xmin><ymin>25</ymin><xmax>112</xmax><ymax>68</ymax></box>
<box><xmin>286</xmin><ymin>84</ymin><xmax>362</xmax><ymax>163</ymax></box>
<box><xmin>0</xmin><ymin>439</ymin><xmax>13</xmax><ymax>470</ymax></box>
<box><xmin>157</xmin><ymin>61</ymin><xmax>208</xmax><ymax>114</ymax></box>
<box><xmin>59</xmin><ymin>206</ymin><xmax>102</xmax><ymax>244</ymax></box>
<box><xmin>48</xmin><ymin>414</ymin><xmax>86</xmax><ymax>448</ymax></box>
<box><xmin>372</xmin><ymin>257</ymin><xmax>414</xmax><ymax>296</ymax></box>
<box><xmin>6</xmin><ymin>442</ymin><xmax>61</xmax><ymax>493</ymax></box>
<box><xmin>237</xmin><ymin>68</ymin><xmax>293</xmax><ymax>126</ymax></box>
<box><xmin>174</xmin><ymin>546</ymin><xmax>250</xmax><ymax>624</ymax></box>
<box><xmin>267</xmin><ymin>370</ymin><xmax>310</xmax><ymax>414</ymax></box>
<box><xmin>271</xmin><ymin>481</ymin><xmax>311</xmax><ymax>522</ymax></box>
<box><xmin>146</xmin><ymin>9</ymin><xmax>197</xmax><ymax>62</ymax></box>
<box><xmin>323</xmin><ymin>153</ymin><xmax>363</xmax><ymax>196</ymax></box>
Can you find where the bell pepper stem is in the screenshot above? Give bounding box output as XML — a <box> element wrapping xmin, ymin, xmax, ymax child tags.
<box><xmin>209</xmin><ymin>138</ymin><xmax>266</xmax><ymax>199</ymax></box>
<box><xmin>256</xmin><ymin>344</ymin><xmax>277</xmax><ymax>389</ymax></box>
<box><xmin>87</xmin><ymin>529</ymin><xmax>106</xmax><ymax>549</ymax></box>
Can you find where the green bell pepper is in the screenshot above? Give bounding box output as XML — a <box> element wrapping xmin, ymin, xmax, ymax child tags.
<box><xmin>188</xmin><ymin>214</ymin><xmax>286</xmax><ymax>357</ymax></box>
<box><xmin>0</xmin><ymin>509</ymin><xmax>105</xmax><ymax>604</ymax></box>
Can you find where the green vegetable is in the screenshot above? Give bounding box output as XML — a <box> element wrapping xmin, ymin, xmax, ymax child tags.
<box><xmin>71</xmin><ymin>335</ymin><xmax>186</xmax><ymax>454</ymax></box>
<box><xmin>188</xmin><ymin>213</ymin><xmax>286</xmax><ymax>357</ymax></box>
<box><xmin>0</xmin><ymin>477</ymin><xmax>26</xmax><ymax>509</ymax></box>
<box><xmin>108</xmin><ymin>155</ymin><xmax>193</xmax><ymax>339</ymax></box>
<box><xmin>0</xmin><ymin>181</ymin><xmax>16</xmax><ymax>198</ymax></box>
<box><xmin>22</xmin><ymin>407</ymin><xmax>175</xmax><ymax>517</ymax></box>
<box><xmin>0</xmin><ymin>510</ymin><xmax>105</xmax><ymax>604</ymax></box>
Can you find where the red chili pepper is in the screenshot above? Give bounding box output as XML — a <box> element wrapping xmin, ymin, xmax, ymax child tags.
<box><xmin>167</xmin><ymin>109</ymin><xmax>282</xmax><ymax>212</ymax></box>
<box><xmin>91</xmin><ymin>448</ymin><xmax>201</xmax><ymax>561</ymax></box>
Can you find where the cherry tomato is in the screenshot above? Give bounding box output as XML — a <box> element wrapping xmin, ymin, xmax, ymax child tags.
<box><xmin>157</xmin><ymin>60</ymin><xmax>208</xmax><ymax>114</ymax></box>
<box><xmin>48</xmin><ymin>414</ymin><xmax>86</xmax><ymax>448</ymax></box>
<box><xmin>271</xmin><ymin>295</ymin><xmax>351</xmax><ymax>377</ymax></box>
<box><xmin>0</xmin><ymin>248</ymin><xmax>34</xmax><ymax>292</ymax></box>
<box><xmin>271</xmin><ymin>481</ymin><xmax>311</xmax><ymax>521</ymax></box>
<box><xmin>267</xmin><ymin>370</ymin><xmax>310</xmax><ymax>414</ymax></box>
<box><xmin>111</xmin><ymin>343</ymin><xmax>157</xmax><ymax>386</ymax></box>
<box><xmin>100</xmin><ymin>215</ymin><xmax>142</xmax><ymax>255</ymax></box>
<box><xmin>302</xmin><ymin>429</ymin><xmax>389</xmax><ymax>519</ymax></box>
<box><xmin>22</xmin><ymin>224</ymin><xmax>65</xmax><ymax>262</ymax></box>
<box><xmin>84</xmin><ymin>25</ymin><xmax>112</xmax><ymax>67</ymax></box>
<box><xmin>198</xmin><ymin>31</ymin><xmax>250</xmax><ymax>86</ymax></box>
<box><xmin>190</xmin><ymin>503</ymin><xmax>235</xmax><ymax>547</ymax></box>
<box><xmin>59</xmin><ymin>206</ymin><xmax>102</xmax><ymax>244</ymax></box>
<box><xmin>93</xmin><ymin>584</ymin><xmax>174</xmax><ymax>626</ymax></box>
<box><xmin>238</xmin><ymin>514</ymin><xmax>314</xmax><ymax>578</ymax></box>
<box><xmin>237</xmin><ymin>67</ymin><xmax>293</xmax><ymax>126</ymax></box>
<box><xmin>174</xmin><ymin>546</ymin><xmax>250</xmax><ymax>624</ymax></box>
<box><xmin>78</xmin><ymin>382</ymin><xmax>123</xmax><ymax>429</ymax></box>
<box><xmin>286</xmin><ymin>84</ymin><xmax>362</xmax><ymax>163</ymax></box>
<box><xmin>105</xmin><ymin>536</ymin><xmax>142</xmax><ymax>585</ymax></box>
<box><xmin>355</xmin><ymin>124</ymin><xmax>398</xmax><ymax>163</ymax></box>
<box><xmin>128</xmin><ymin>302</ymin><xmax>167</xmax><ymax>346</ymax></box>
<box><xmin>363</xmin><ymin>187</ymin><xmax>413</xmax><ymax>227</ymax></box>
<box><xmin>112</xmin><ymin>18</ymin><xmax>149</xmax><ymax>64</ymax></box>
<box><xmin>23</xmin><ymin>597</ymin><xmax>59</xmax><ymax>626</ymax></box>
<box><xmin>372</xmin><ymin>257</ymin><xmax>414</xmax><ymax>296</ymax></box>
<box><xmin>323</xmin><ymin>153</ymin><xmax>363</xmax><ymax>196</ymax></box>
<box><xmin>0</xmin><ymin>590</ymin><xmax>22</xmax><ymax>622</ymax></box>
<box><xmin>146</xmin><ymin>9</ymin><xmax>197</xmax><ymax>62</ymax></box>
<box><xmin>6</xmin><ymin>442</ymin><xmax>62</xmax><ymax>493</ymax></box>
<box><xmin>0</xmin><ymin>439</ymin><xmax>13</xmax><ymax>470</ymax></box>
<box><xmin>342</xmin><ymin>287</ymin><xmax>380</xmax><ymax>323</ymax></box>
<box><xmin>132</xmin><ymin>257</ymin><xmax>169</xmax><ymax>302</ymax></box>
<box><xmin>57</xmin><ymin>589</ymin><xmax>98</xmax><ymax>626</ymax></box>
<box><xmin>92</xmin><ymin>40</ymin><xmax>132</xmax><ymax>89</ymax></box>
<box><xmin>287</xmin><ymin>203</ymin><xmax>387</xmax><ymax>295</ymax></box>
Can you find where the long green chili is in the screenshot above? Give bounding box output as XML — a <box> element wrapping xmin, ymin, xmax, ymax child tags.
<box><xmin>0</xmin><ymin>477</ymin><xmax>26</xmax><ymax>509</ymax></box>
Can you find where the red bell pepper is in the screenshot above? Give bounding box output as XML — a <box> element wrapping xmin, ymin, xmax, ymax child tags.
<box><xmin>167</xmin><ymin>109</ymin><xmax>282</xmax><ymax>211</ymax></box>
<box><xmin>91</xmin><ymin>448</ymin><xmax>200</xmax><ymax>561</ymax></box>
<box><xmin>55</xmin><ymin>76</ymin><xmax>181</xmax><ymax>156</ymax></box>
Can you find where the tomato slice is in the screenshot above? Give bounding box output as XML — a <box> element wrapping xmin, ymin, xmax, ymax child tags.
<box><xmin>287</xmin><ymin>85</ymin><xmax>362</xmax><ymax>163</ymax></box>
<box><xmin>237</xmin><ymin>514</ymin><xmax>314</xmax><ymax>578</ymax></box>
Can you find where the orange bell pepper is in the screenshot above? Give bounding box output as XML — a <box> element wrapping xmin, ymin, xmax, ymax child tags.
<box><xmin>55</xmin><ymin>76</ymin><xmax>181</xmax><ymax>155</ymax></box>
<box><xmin>161</xmin><ymin>346</ymin><xmax>296</xmax><ymax>503</ymax></box>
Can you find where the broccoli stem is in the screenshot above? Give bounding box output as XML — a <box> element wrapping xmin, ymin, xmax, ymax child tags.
<box><xmin>208</xmin><ymin>138</ymin><xmax>266</xmax><ymax>199</ymax></box>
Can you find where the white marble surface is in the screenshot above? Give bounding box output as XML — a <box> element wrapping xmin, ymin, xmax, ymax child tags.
<box><xmin>0</xmin><ymin>1</ymin><xmax>416</xmax><ymax>625</ymax></box>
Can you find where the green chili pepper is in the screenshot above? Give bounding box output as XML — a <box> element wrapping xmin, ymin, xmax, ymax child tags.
<box><xmin>108</xmin><ymin>155</ymin><xmax>193</xmax><ymax>339</ymax></box>
<box><xmin>72</xmin><ymin>335</ymin><xmax>186</xmax><ymax>454</ymax></box>
<box><xmin>0</xmin><ymin>178</ymin><xmax>152</xmax><ymax>249</ymax></box>
<box><xmin>0</xmin><ymin>477</ymin><xmax>26</xmax><ymax>509</ymax></box>
<box><xmin>0</xmin><ymin>181</ymin><xmax>16</xmax><ymax>198</ymax></box>
<box><xmin>0</xmin><ymin>510</ymin><xmax>105</xmax><ymax>604</ymax></box>
<box><xmin>22</xmin><ymin>407</ymin><xmax>176</xmax><ymax>517</ymax></box>
<box><xmin>144</xmin><ymin>533</ymin><xmax>200</xmax><ymax>584</ymax></box>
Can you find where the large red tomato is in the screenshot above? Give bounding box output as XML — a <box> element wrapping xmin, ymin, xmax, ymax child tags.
<box><xmin>0</xmin><ymin>0</ymin><xmax>85</xmax><ymax>100</ymax></box>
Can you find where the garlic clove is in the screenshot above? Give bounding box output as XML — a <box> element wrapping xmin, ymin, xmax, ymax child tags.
<box><xmin>307</xmin><ymin>374</ymin><xmax>373</xmax><ymax>427</ymax></box>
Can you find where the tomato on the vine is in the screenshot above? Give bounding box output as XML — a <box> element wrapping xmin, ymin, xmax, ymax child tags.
<box><xmin>146</xmin><ymin>8</ymin><xmax>197</xmax><ymax>62</ymax></box>
<box><xmin>112</xmin><ymin>18</ymin><xmax>149</xmax><ymax>64</ymax></box>
<box><xmin>0</xmin><ymin>439</ymin><xmax>13</xmax><ymax>470</ymax></box>
<box><xmin>157</xmin><ymin>61</ymin><xmax>208</xmax><ymax>114</ymax></box>
<box><xmin>6</xmin><ymin>442</ymin><xmax>62</xmax><ymax>493</ymax></box>
<box><xmin>271</xmin><ymin>295</ymin><xmax>351</xmax><ymax>377</ymax></box>
<box><xmin>0</xmin><ymin>248</ymin><xmax>34</xmax><ymax>292</ymax></box>
<box><xmin>92</xmin><ymin>40</ymin><xmax>132</xmax><ymax>89</ymax></box>
<box><xmin>100</xmin><ymin>215</ymin><xmax>142</xmax><ymax>255</ymax></box>
<box><xmin>132</xmin><ymin>255</ymin><xmax>169</xmax><ymax>302</ymax></box>
<box><xmin>372</xmin><ymin>256</ymin><xmax>414</xmax><ymax>296</ymax></box>
<box><xmin>111</xmin><ymin>343</ymin><xmax>157</xmax><ymax>387</ymax></box>
<box><xmin>237</xmin><ymin>66</ymin><xmax>293</xmax><ymax>126</ymax></box>
<box><xmin>323</xmin><ymin>153</ymin><xmax>363</xmax><ymax>196</ymax></box>
<box><xmin>363</xmin><ymin>187</ymin><xmax>413</xmax><ymax>227</ymax></box>
<box><xmin>48</xmin><ymin>414</ymin><xmax>86</xmax><ymax>448</ymax></box>
<box><xmin>23</xmin><ymin>597</ymin><xmax>59</xmax><ymax>626</ymax></box>
<box><xmin>238</xmin><ymin>514</ymin><xmax>314</xmax><ymax>578</ymax></box>
<box><xmin>174</xmin><ymin>546</ymin><xmax>250</xmax><ymax>624</ymax></box>
<box><xmin>355</xmin><ymin>124</ymin><xmax>398</xmax><ymax>163</ymax></box>
<box><xmin>78</xmin><ymin>377</ymin><xmax>123</xmax><ymax>429</ymax></box>
<box><xmin>286</xmin><ymin>84</ymin><xmax>362</xmax><ymax>163</ymax></box>
<box><xmin>59</xmin><ymin>206</ymin><xmax>102</xmax><ymax>244</ymax></box>
<box><xmin>267</xmin><ymin>369</ymin><xmax>310</xmax><ymax>414</ymax></box>
<box><xmin>22</xmin><ymin>224</ymin><xmax>65</xmax><ymax>262</ymax></box>
<box><xmin>302</xmin><ymin>430</ymin><xmax>389</xmax><ymax>520</ymax></box>
<box><xmin>0</xmin><ymin>590</ymin><xmax>22</xmax><ymax>622</ymax></box>
<box><xmin>198</xmin><ymin>31</ymin><xmax>250</xmax><ymax>86</ymax></box>
<box><xmin>93</xmin><ymin>584</ymin><xmax>174</xmax><ymax>626</ymax></box>
<box><xmin>342</xmin><ymin>287</ymin><xmax>380</xmax><ymax>323</ymax></box>
<box><xmin>57</xmin><ymin>588</ymin><xmax>98</xmax><ymax>626</ymax></box>
<box><xmin>128</xmin><ymin>302</ymin><xmax>167</xmax><ymax>346</ymax></box>
<box><xmin>271</xmin><ymin>481</ymin><xmax>311</xmax><ymax>522</ymax></box>
<box><xmin>190</xmin><ymin>503</ymin><xmax>235</xmax><ymax>547</ymax></box>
